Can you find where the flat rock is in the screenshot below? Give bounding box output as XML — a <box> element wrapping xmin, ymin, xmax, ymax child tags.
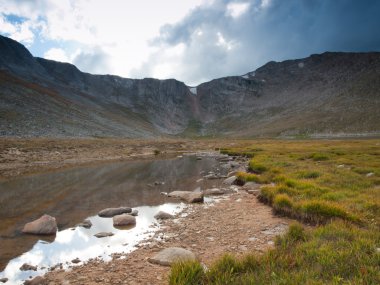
<box><xmin>77</xmin><ymin>219</ymin><xmax>92</xmax><ymax>229</ymax></box>
<box><xmin>98</xmin><ymin>207</ymin><xmax>132</xmax><ymax>217</ymax></box>
<box><xmin>148</xmin><ymin>247</ymin><xmax>197</xmax><ymax>266</ymax></box>
<box><xmin>203</xmin><ymin>188</ymin><xmax>225</xmax><ymax>196</ymax></box>
<box><xmin>242</xmin><ymin>182</ymin><xmax>261</xmax><ymax>190</ymax></box>
<box><xmin>24</xmin><ymin>276</ymin><xmax>46</xmax><ymax>285</ymax></box>
<box><xmin>94</xmin><ymin>232</ymin><xmax>114</xmax><ymax>238</ymax></box>
<box><xmin>113</xmin><ymin>214</ymin><xmax>136</xmax><ymax>226</ymax></box>
<box><xmin>168</xmin><ymin>191</ymin><xmax>204</xmax><ymax>203</ymax></box>
<box><xmin>22</xmin><ymin>214</ymin><xmax>57</xmax><ymax>235</ymax></box>
<box><xmin>223</xmin><ymin>175</ymin><xmax>236</xmax><ymax>185</ymax></box>
<box><xmin>154</xmin><ymin>211</ymin><xmax>174</xmax><ymax>220</ymax></box>
<box><xmin>20</xmin><ymin>263</ymin><xmax>37</xmax><ymax>271</ymax></box>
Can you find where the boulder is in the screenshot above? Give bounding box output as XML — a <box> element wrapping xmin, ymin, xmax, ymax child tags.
<box><xmin>154</xmin><ymin>211</ymin><xmax>174</xmax><ymax>220</ymax></box>
<box><xmin>168</xmin><ymin>191</ymin><xmax>204</xmax><ymax>203</ymax></box>
<box><xmin>94</xmin><ymin>232</ymin><xmax>114</xmax><ymax>238</ymax></box>
<box><xmin>20</xmin><ymin>263</ymin><xmax>37</xmax><ymax>271</ymax></box>
<box><xmin>22</xmin><ymin>215</ymin><xmax>57</xmax><ymax>235</ymax></box>
<box><xmin>98</xmin><ymin>207</ymin><xmax>132</xmax><ymax>217</ymax></box>
<box><xmin>148</xmin><ymin>247</ymin><xmax>197</xmax><ymax>266</ymax></box>
<box><xmin>24</xmin><ymin>276</ymin><xmax>46</xmax><ymax>285</ymax></box>
<box><xmin>204</xmin><ymin>188</ymin><xmax>225</xmax><ymax>196</ymax></box>
<box><xmin>77</xmin><ymin>219</ymin><xmax>92</xmax><ymax>229</ymax></box>
<box><xmin>113</xmin><ymin>214</ymin><xmax>136</xmax><ymax>226</ymax></box>
<box><xmin>223</xmin><ymin>176</ymin><xmax>236</xmax><ymax>185</ymax></box>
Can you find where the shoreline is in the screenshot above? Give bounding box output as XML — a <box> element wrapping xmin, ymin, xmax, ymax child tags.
<box><xmin>41</xmin><ymin>186</ymin><xmax>292</xmax><ymax>285</ymax></box>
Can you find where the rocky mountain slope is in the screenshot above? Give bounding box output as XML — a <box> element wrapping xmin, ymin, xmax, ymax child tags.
<box><xmin>1</xmin><ymin>35</ymin><xmax>379</xmax><ymax>138</ymax></box>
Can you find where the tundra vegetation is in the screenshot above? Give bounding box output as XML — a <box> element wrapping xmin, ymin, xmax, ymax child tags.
<box><xmin>169</xmin><ymin>139</ymin><xmax>380</xmax><ymax>284</ymax></box>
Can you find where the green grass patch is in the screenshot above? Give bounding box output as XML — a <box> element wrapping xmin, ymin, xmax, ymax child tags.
<box><xmin>248</xmin><ymin>161</ymin><xmax>268</xmax><ymax>174</ymax></box>
<box><xmin>236</xmin><ymin>171</ymin><xmax>265</xmax><ymax>185</ymax></box>
<box><xmin>170</xmin><ymin>139</ymin><xmax>380</xmax><ymax>284</ymax></box>
<box><xmin>310</xmin><ymin>152</ymin><xmax>330</xmax><ymax>161</ymax></box>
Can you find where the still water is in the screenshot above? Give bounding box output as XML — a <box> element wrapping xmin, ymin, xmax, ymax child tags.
<box><xmin>0</xmin><ymin>155</ymin><xmax>221</xmax><ymax>284</ymax></box>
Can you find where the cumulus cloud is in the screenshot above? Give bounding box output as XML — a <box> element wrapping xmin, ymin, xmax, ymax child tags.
<box><xmin>0</xmin><ymin>0</ymin><xmax>204</xmax><ymax>77</ymax></box>
<box><xmin>1</xmin><ymin>0</ymin><xmax>380</xmax><ymax>84</ymax></box>
<box><xmin>134</xmin><ymin>0</ymin><xmax>380</xmax><ymax>85</ymax></box>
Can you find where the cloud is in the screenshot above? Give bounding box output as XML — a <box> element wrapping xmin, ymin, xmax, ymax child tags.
<box><xmin>44</xmin><ymin>48</ymin><xmax>69</xmax><ymax>62</ymax></box>
<box><xmin>1</xmin><ymin>0</ymin><xmax>380</xmax><ymax>85</ymax></box>
<box><xmin>226</xmin><ymin>2</ymin><xmax>250</xmax><ymax>18</ymax></box>
<box><xmin>133</xmin><ymin>0</ymin><xmax>380</xmax><ymax>85</ymax></box>
<box><xmin>0</xmin><ymin>0</ymin><xmax>205</xmax><ymax>78</ymax></box>
<box><xmin>0</xmin><ymin>14</ymin><xmax>39</xmax><ymax>45</ymax></box>
<box><xmin>72</xmin><ymin>48</ymin><xmax>111</xmax><ymax>74</ymax></box>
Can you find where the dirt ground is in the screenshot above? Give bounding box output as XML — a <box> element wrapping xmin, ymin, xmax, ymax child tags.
<box><xmin>0</xmin><ymin>138</ymin><xmax>250</xmax><ymax>181</ymax></box>
<box><xmin>43</xmin><ymin>189</ymin><xmax>291</xmax><ymax>285</ymax></box>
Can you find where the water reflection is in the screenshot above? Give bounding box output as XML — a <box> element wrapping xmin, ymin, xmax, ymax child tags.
<box><xmin>0</xmin><ymin>156</ymin><xmax>221</xmax><ymax>283</ymax></box>
<box><xmin>2</xmin><ymin>203</ymin><xmax>183</xmax><ymax>284</ymax></box>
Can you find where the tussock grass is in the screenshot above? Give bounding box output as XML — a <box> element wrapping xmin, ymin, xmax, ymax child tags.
<box><xmin>248</xmin><ymin>161</ymin><xmax>268</xmax><ymax>174</ymax></box>
<box><xmin>236</xmin><ymin>171</ymin><xmax>264</xmax><ymax>184</ymax></box>
<box><xmin>170</xmin><ymin>139</ymin><xmax>380</xmax><ymax>284</ymax></box>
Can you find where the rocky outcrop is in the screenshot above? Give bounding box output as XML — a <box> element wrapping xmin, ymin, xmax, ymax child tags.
<box><xmin>98</xmin><ymin>207</ymin><xmax>132</xmax><ymax>217</ymax></box>
<box><xmin>148</xmin><ymin>247</ymin><xmax>197</xmax><ymax>266</ymax></box>
<box><xmin>22</xmin><ymin>214</ymin><xmax>57</xmax><ymax>235</ymax></box>
<box><xmin>168</xmin><ymin>191</ymin><xmax>204</xmax><ymax>203</ymax></box>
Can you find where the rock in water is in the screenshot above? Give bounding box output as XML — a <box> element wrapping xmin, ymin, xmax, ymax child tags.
<box><xmin>94</xmin><ymin>232</ymin><xmax>114</xmax><ymax>238</ymax></box>
<box><xmin>113</xmin><ymin>214</ymin><xmax>136</xmax><ymax>226</ymax></box>
<box><xmin>98</xmin><ymin>207</ymin><xmax>132</xmax><ymax>217</ymax></box>
<box><xmin>22</xmin><ymin>214</ymin><xmax>57</xmax><ymax>235</ymax></box>
<box><xmin>24</xmin><ymin>276</ymin><xmax>46</xmax><ymax>285</ymax></box>
<box><xmin>130</xmin><ymin>209</ymin><xmax>139</xmax><ymax>216</ymax></box>
<box><xmin>168</xmin><ymin>191</ymin><xmax>204</xmax><ymax>203</ymax></box>
<box><xmin>154</xmin><ymin>211</ymin><xmax>174</xmax><ymax>220</ymax></box>
<box><xmin>148</xmin><ymin>247</ymin><xmax>197</xmax><ymax>266</ymax></box>
<box><xmin>77</xmin><ymin>219</ymin><xmax>92</xmax><ymax>229</ymax></box>
<box><xmin>20</xmin><ymin>263</ymin><xmax>37</xmax><ymax>271</ymax></box>
<box><xmin>0</xmin><ymin>278</ymin><xmax>8</xmax><ymax>283</ymax></box>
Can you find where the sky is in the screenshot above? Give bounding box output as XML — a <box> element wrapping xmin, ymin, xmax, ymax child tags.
<box><xmin>1</xmin><ymin>0</ymin><xmax>380</xmax><ymax>86</ymax></box>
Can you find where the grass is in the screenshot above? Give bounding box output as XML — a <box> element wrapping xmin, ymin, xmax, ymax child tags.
<box><xmin>170</xmin><ymin>139</ymin><xmax>380</xmax><ymax>284</ymax></box>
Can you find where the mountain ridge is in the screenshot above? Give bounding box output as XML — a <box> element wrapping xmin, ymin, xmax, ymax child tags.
<box><xmin>1</xmin><ymin>35</ymin><xmax>379</xmax><ymax>138</ymax></box>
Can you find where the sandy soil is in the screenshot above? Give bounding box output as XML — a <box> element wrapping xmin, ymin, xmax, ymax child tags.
<box><xmin>0</xmin><ymin>138</ymin><xmax>248</xmax><ymax>180</ymax></box>
<box><xmin>43</xmin><ymin>189</ymin><xmax>291</xmax><ymax>285</ymax></box>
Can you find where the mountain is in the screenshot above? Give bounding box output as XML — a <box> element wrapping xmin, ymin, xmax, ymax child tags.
<box><xmin>1</xmin><ymin>35</ymin><xmax>379</xmax><ymax>138</ymax></box>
